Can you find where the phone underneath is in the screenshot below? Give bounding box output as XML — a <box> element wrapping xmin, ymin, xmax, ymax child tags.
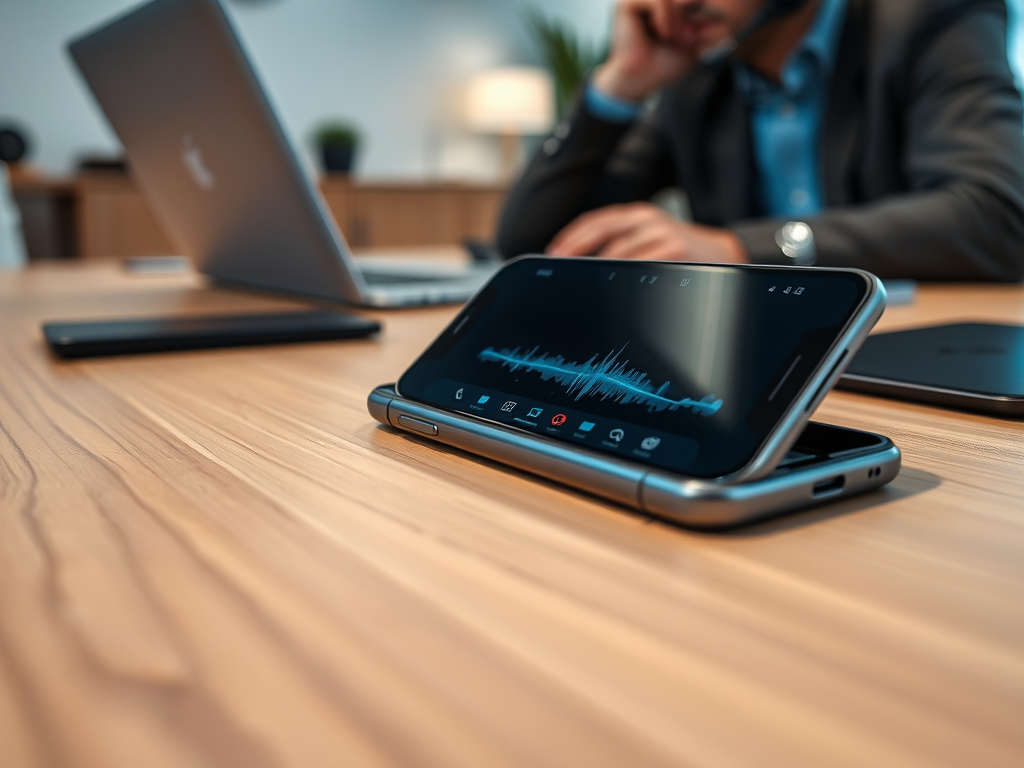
<box><xmin>368</xmin><ymin>257</ymin><xmax>895</xmax><ymax>527</ymax></box>
<box><xmin>370</xmin><ymin>384</ymin><xmax>899</xmax><ymax>529</ymax></box>
<box><xmin>44</xmin><ymin>310</ymin><xmax>380</xmax><ymax>359</ymax></box>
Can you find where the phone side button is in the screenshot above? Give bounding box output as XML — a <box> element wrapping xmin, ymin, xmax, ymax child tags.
<box><xmin>397</xmin><ymin>415</ymin><xmax>439</xmax><ymax>436</ymax></box>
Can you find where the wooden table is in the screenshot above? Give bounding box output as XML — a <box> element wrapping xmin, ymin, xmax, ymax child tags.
<box><xmin>1</xmin><ymin>260</ymin><xmax>1022</xmax><ymax>767</ymax></box>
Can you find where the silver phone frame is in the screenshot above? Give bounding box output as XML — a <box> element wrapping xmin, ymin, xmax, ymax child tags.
<box><xmin>394</xmin><ymin>257</ymin><xmax>888</xmax><ymax>485</ymax></box>
<box><xmin>369</xmin><ymin>384</ymin><xmax>901</xmax><ymax>528</ymax></box>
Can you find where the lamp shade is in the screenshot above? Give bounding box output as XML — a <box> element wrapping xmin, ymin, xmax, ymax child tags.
<box><xmin>465</xmin><ymin>67</ymin><xmax>555</xmax><ymax>135</ymax></box>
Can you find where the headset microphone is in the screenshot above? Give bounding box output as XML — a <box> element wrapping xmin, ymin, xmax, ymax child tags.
<box><xmin>698</xmin><ymin>0</ymin><xmax>812</xmax><ymax>67</ymax></box>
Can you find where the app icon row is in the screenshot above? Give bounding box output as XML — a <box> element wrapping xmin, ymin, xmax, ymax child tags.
<box><xmin>458</xmin><ymin>386</ymin><xmax>662</xmax><ymax>452</ymax></box>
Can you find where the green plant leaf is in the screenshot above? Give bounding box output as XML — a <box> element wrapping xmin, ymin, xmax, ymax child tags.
<box><xmin>312</xmin><ymin>121</ymin><xmax>361</xmax><ymax>148</ymax></box>
<box><xmin>525</xmin><ymin>8</ymin><xmax>608</xmax><ymax>117</ymax></box>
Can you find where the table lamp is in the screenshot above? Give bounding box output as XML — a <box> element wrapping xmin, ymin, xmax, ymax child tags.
<box><xmin>465</xmin><ymin>67</ymin><xmax>554</xmax><ymax>181</ymax></box>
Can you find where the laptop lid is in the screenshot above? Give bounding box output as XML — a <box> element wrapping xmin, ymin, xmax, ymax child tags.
<box><xmin>68</xmin><ymin>0</ymin><xmax>370</xmax><ymax>304</ymax></box>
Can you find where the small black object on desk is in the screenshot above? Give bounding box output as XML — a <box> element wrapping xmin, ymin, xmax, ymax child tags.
<box><xmin>43</xmin><ymin>310</ymin><xmax>381</xmax><ymax>359</ymax></box>
<box><xmin>839</xmin><ymin>322</ymin><xmax>1024</xmax><ymax>417</ymax></box>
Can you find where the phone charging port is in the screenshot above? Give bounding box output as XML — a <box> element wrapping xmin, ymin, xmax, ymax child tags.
<box><xmin>812</xmin><ymin>475</ymin><xmax>846</xmax><ymax>497</ymax></box>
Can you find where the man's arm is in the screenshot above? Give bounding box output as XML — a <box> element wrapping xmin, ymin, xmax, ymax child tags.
<box><xmin>495</xmin><ymin>102</ymin><xmax>676</xmax><ymax>258</ymax></box>
<box><xmin>736</xmin><ymin>0</ymin><xmax>1024</xmax><ymax>281</ymax></box>
<box><xmin>496</xmin><ymin>0</ymin><xmax>698</xmax><ymax>259</ymax></box>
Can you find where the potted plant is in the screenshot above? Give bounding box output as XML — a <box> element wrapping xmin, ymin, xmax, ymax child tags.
<box><xmin>313</xmin><ymin>121</ymin><xmax>361</xmax><ymax>175</ymax></box>
<box><xmin>525</xmin><ymin>10</ymin><xmax>608</xmax><ymax>118</ymax></box>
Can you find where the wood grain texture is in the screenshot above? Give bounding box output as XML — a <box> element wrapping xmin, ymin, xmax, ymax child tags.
<box><xmin>1</xmin><ymin>261</ymin><xmax>1022</xmax><ymax>767</ymax></box>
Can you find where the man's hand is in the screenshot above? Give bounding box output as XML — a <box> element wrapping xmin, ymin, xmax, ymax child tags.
<box><xmin>593</xmin><ymin>0</ymin><xmax>704</xmax><ymax>102</ymax></box>
<box><xmin>546</xmin><ymin>203</ymin><xmax>748</xmax><ymax>263</ymax></box>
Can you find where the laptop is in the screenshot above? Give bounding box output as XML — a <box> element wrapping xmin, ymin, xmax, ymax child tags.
<box><xmin>68</xmin><ymin>0</ymin><xmax>494</xmax><ymax>307</ymax></box>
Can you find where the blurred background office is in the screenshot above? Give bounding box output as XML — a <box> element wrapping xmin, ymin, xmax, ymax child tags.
<box><xmin>0</xmin><ymin>0</ymin><xmax>619</xmax><ymax>179</ymax></box>
<box><xmin>0</xmin><ymin>0</ymin><xmax>1022</xmax><ymax>263</ymax></box>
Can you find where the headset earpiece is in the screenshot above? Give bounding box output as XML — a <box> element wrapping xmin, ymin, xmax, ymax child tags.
<box><xmin>699</xmin><ymin>0</ymin><xmax>814</xmax><ymax>66</ymax></box>
<box><xmin>768</xmin><ymin>0</ymin><xmax>814</xmax><ymax>12</ymax></box>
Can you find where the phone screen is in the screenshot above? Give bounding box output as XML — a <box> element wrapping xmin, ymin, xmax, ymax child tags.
<box><xmin>398</xmin><ymin>258</ymin><xmax>870</xmax><ymax>478</ymax></box>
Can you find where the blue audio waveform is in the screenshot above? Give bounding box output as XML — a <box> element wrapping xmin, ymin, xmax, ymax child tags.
<box><xmin>478</xmin><ymin>345</ymin><xmax>723</xmax><ymax>415</ymax></box>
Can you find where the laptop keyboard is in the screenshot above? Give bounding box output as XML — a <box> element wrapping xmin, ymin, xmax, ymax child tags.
<box><xmin>360</xmin><ymin>270</ymin><xmax>457</xmax><ymax>285</ymax></box>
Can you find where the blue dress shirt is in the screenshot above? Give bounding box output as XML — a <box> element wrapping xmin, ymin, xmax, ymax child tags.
<box><xmin>586</xmin><ymin>0</ymin><xmax>849</xmax><ymax>218</ymax></box>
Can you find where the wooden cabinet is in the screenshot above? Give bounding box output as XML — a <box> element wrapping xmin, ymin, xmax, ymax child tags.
<box><xmin>12</xmin><ymin>172</ymin><xmax>507</xmax><ymax>260</ymax></box>
<box><xmin>76</xmin><ymin>172</ymin><xmax>177</xmax><ymax>259</ymax></box>
<box><xmin>8</xmin><ymin>175</ymin><xmax>79</xmax><ymax>261</ymax></box>
<box><xmin>319</xmin><ymin>177</ymin><xmax>505</xmax><ymax>249</ymax></box>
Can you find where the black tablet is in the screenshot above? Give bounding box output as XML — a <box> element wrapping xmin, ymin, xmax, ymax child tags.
<box><xmin>44</xmin><ymin>310</ymin><xmax>380</xmax><ymax>359</ymax></box>
<box><xmin>838</xmin><ymin>323</ymin><xmax>1024</xmax><ymax>417</ymax></box>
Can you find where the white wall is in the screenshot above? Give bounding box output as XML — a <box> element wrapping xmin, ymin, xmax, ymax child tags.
<box><xmin>0</xmin><ymin>0</ymin><xmax>616</xmax><ymax>180</ymax></box>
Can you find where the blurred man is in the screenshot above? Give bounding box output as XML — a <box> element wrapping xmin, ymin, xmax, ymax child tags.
<box><xmin>497</xmin><ymin>0</ymin><xmax>1024</xmax><ymax>281</ymax></box>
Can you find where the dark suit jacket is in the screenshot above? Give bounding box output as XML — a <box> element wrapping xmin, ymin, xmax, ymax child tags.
<box><xmin>497</xmin><ymin>0</ymin><xmax>1024</xmax><ymax>281</ymax></box>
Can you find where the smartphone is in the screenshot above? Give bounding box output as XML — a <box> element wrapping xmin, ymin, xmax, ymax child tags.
<box><xmin>370</xmin><ymin>385</ymin><xmax>899</xmax><ymax>528</ymax></box>
<box><xmin>839</xmin><ymin>322</ymin><xmax>1024</xmax><ymax>417</ymax></box>
<box><xmin>369</xmin><ymin>257</ymin><xmax>892</xmax><ymax>527</ymax></box>
<box><xmin>44</xmin><ymin>310</ymin><xmax>380</xmax><ymax>359</ymax></box>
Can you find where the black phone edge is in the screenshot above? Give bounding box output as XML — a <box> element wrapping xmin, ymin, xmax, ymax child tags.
<box><xmin>837</xmin><ymin>374</ymin><xmax>1024</xmax><ymax>418</ymax></box>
